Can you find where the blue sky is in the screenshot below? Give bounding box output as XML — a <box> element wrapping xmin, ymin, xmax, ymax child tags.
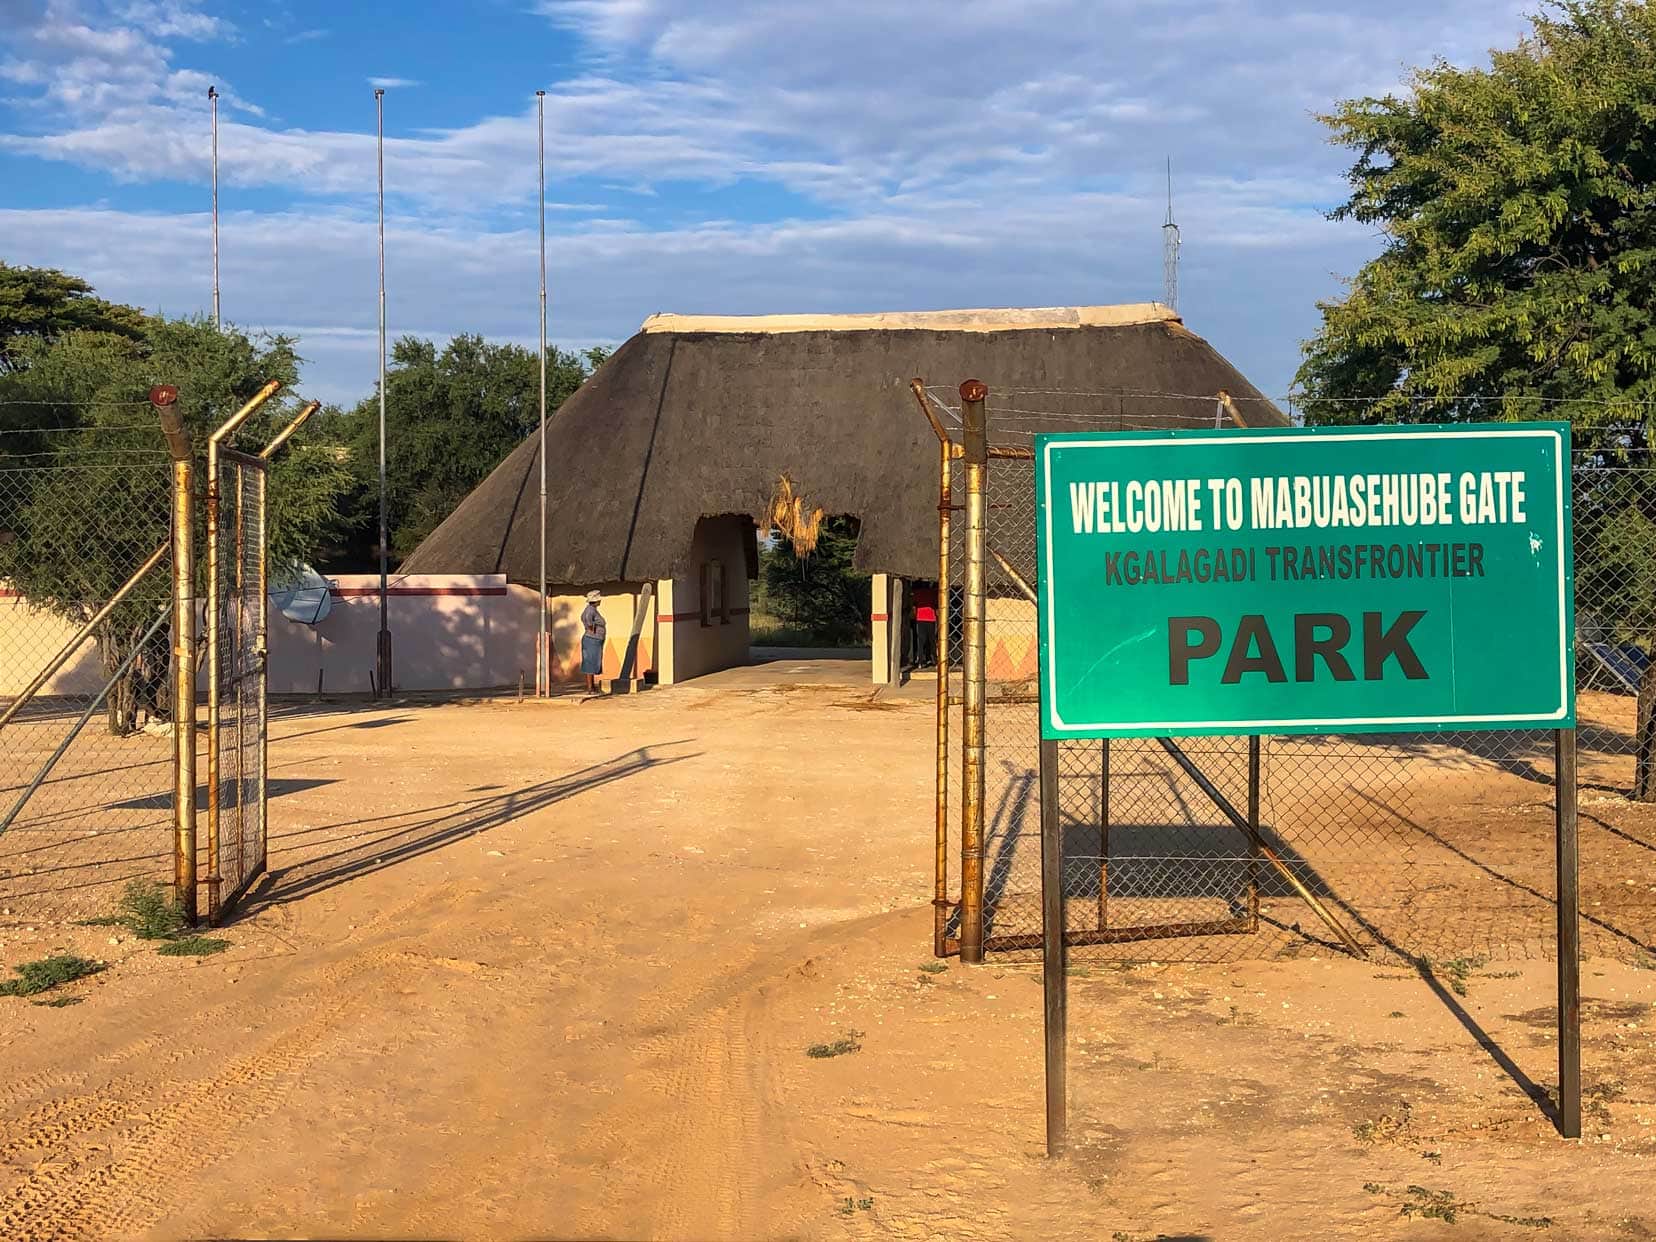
<box><xmin>1</xmin><ymin>0</ymin><xmax>1533</xmax><ymax>404</ymax></box>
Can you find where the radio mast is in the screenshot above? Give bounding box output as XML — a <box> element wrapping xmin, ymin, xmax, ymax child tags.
<box><xmin>1162</xmin><ymin>158</ymin><xmax>1180</xmax><ymax>313</ymax></box>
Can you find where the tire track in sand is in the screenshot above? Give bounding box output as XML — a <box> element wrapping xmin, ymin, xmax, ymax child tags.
<box><xmin>0</xmin><ymin>949</ymin><xmax>413</xmax><ymax>1242</ymax></box>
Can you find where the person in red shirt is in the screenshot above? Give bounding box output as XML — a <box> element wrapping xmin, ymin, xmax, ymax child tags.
<box><xmin>911</xmin><ymin>582</ymin><xmax>938</xmax><ymax>669</ymax></box>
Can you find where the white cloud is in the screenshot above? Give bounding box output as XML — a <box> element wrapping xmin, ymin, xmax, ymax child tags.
<box><xmin>0</xmin><ymin>0</ymin><xmax>1541</xmax><ymax>408</ymax></box>
<box><xmin>0</xmin><ymin>187</ymin><xmax>1373</xmax><ymax>403</ymax></box>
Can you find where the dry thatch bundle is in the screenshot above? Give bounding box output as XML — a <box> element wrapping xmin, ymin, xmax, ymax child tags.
<box><xmin>765</xmin><ymin>475</ymin><xmax>825</xmax><ymax>557</ymax></box>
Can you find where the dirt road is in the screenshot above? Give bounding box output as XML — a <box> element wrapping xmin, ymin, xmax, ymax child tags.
<box><xmin>1</xmin><ymin>686</ymin><xmax>1654</xmax><ymax>1239</ymax></box>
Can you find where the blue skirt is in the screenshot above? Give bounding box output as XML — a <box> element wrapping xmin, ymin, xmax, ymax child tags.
<box><xmin>580</xmin><ymin>634</ymin><xmax>604</xmax><ymax>676</ymax></box>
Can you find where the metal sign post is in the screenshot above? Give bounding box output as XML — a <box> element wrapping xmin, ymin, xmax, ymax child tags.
<box><xmin>1038</xmin><ymin>732</ymin><xmax>1065</xmax><ymax>1155</ymax></box>
<box><xmin>1556</xmin><ymin>727</ymin><xmax>1581</xmax><ymax>1138</ymax></box>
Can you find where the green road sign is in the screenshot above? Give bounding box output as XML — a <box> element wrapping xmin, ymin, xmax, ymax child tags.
<box><xmin>1035</xmin><ymin>423</ymin><xmax>1573</xmax><ymax>738</ymax></box>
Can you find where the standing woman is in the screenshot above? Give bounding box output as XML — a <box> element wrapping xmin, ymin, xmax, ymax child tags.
<box><xmin>580</xmin><ymin>590</ymin><xmax>606</xmax><ymax>696</ymax></box>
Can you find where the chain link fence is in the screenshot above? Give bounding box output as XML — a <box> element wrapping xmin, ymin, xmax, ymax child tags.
<box><xmin>926</xmin><ymin>386</ymin><xmax>1656</xmax><ymax>966</ymax></box>
<box><xmin>0</xmin><ymin>440</ymin><xmax>177</xmax><ymax>923</ymax></box>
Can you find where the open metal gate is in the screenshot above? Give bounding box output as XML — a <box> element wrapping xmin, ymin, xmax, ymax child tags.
<box><xmin>207</xmin><ymin>443</ymin><xmax>268</xmax><ymax>922</ymax></box>
<box><xmin>914</xmin><ymin>378</ymin><xmax>1370</xmax><ymax>963</ymax></box>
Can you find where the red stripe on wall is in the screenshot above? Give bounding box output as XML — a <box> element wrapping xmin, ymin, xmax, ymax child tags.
<box><xmin>659</xmin><ymin>607</ymin><xmax>752</xmax><ymax>623</ymax></box>
<box><xmin>870</xmin><ymin>613</ymin><xmax>890</xmax><ymax>622</ymax></box>
<box><xmin>330</xmin><ymin>586</ymin><xmax>508</xmax><ymax>598</ymax></box>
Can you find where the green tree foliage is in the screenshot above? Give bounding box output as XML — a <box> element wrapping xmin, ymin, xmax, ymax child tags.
<box><xmin>753</xmin><ymin>516</ymin><xmax>870</xmax><ymax>646</ymax></box>
<box><xmin>330</xmin><ymin>334</ymin><xmax>608</xmax><ymax>567</ymax></box>
<box><xmin>0</xmin><ymin>313</ymin><xmax>352</xmax><ymax>733</ymax></box>
<box><xmin>1297</xmin><ymin>0</ymin><xmax>1656</xmax><ymax>428</ymax></box>
<box><xmin>1298</xmin><ymin>1</ymin><xmax>1656</xmax><ymax>796</ymax></box>
<box><xmin>0</xmin><ymin>262</ymin><xmax>145</xmax><ymax>377</ymax></box>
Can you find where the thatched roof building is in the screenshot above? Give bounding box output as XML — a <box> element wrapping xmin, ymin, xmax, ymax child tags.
<box><xmin>401</xmin><ymin>303</ymin><xmax>1284</xmax><ymax>585</ymax></box>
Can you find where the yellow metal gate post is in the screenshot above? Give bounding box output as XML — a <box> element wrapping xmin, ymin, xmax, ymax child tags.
<box><xmin>960</xmin><ymin>379</ymin><xmax>989</xmax><ymax>964</ymax></box>
<box><xmin>153</xmin><ymin>386</ymin><xmax>198</xmax><ymax>923</ymax></box>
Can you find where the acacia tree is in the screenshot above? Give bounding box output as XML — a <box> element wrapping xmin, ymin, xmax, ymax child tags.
<box><xmin>1297</xmin><ymin>0</ymin><xmax>1656</xmax><ymax>795</ymax></box>
<box><xmin>1299</xmin><ymin>0</ymin><xmax>1656</xmax><ymax>426</ymax></box>
<box><xmin>329</xmin><ymin>334</ymin><xmax>608</xmax><ymax>568</ymax></box>
<box><xmin>0</xmin><ymin>262</ymin><xmax>145</xmax><ymax>376</ymax></box>
<box><xmin>0</xmin><ymin>314</ymin><xmax>351</xmax><ymax>734</ymax></box>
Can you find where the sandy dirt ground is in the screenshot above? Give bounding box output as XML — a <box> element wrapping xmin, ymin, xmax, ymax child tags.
<box><xmin>2</xmin><ymin>684</ymin><xmax>1655</xmax><ymax>1240</ymax></box>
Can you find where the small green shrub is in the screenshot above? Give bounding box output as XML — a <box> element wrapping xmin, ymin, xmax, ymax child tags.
<box><xmin>0</xmin><ymin>954</ymin><xmax>103</xmax><ymax>997</ymax></box>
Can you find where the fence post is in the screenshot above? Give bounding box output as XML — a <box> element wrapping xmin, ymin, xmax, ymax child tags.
<box><xmin>960</xmin><ymin>378</ymin><xmax>989</xmax><ymax>963</ymax></box>
<box><xmin>153</xmin><ymin>386</ymin><xmax>197</xmax><ymax>924</ymax></box>
<box><xmin>935</xmin><ymin>440</ymin><xmax>954</xmax><ymax>954</ymax></box>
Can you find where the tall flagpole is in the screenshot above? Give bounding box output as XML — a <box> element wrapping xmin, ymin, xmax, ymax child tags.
<box><xmin>209</xmin><ymin>85</ymin><xmax>220</xmax><ymax>327</ymax></box>
<box><xmin>375</xmin><ymin>87</ymin><xmax>393</xmax><ymax>698</ymax></box>
<box><xmin>536</xmin><ymin>90</ymin><xmax>549</xmax><ymax>695</ymax></box>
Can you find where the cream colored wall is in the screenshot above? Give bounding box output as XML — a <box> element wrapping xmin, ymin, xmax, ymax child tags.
<box><xmin>654</xmin><ymin>516</ymin><xmax>752</xmax><ymax>685</ymax></box>
<box><xmin>267</xmin><ymin>576</ymin><xmax>656</xmax><ymax>693</ymax></box>
<box><xmin>2</xmin><ymin>575</ymin><xmax>653</xmax><ymax>700</ymax></box>
<box><xmin>264</xmin><ymin>574</ymin><xmax>533</xmax><ymax>694</ymax></box>
<box><xmin>0</xmin><ymin>593</ymin><xmax>107</xmax><ymax>697</ymax></box>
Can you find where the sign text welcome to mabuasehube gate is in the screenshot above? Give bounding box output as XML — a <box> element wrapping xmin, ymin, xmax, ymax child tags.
<box><xmin>1035</xmin><ymin>423</ymin><xmax>1573</xmax><ymax>738</ymax></box>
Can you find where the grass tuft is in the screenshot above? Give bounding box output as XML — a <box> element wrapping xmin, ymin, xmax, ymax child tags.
<box><xmin>1436</xmin><ymin>954</ymin><xmax>1487</xmax><ymax>997</ymax></box>
<box><xmin>32</xmin><ymin>995</ymin><xmax>83</xmax><ymax>1008</ymax></box>
<box><xmin>806</xmin><ymin>1030</ymin><xmax>864</xmax><ymax>1059</ymax></box>
<box><xmin>0</xmin><ymin>954</ymin><xmax>103</xmax><ymax>998</ymax></box>
<box><xmin>112</xmin><ymin>880</ymin><xmax>188</xmax><ymax>941</ymax></box>
<box><xmin>155</xmin><ymin>936</ymin><xmax>230</xmax><ymax>958</ymax></box>
<box><xmin>917</xmin><ymin>962</ymin><xmax>947</xmax><ymax>975</ymax></box>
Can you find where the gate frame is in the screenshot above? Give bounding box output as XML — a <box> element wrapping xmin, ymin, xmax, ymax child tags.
<box><xmin>202</xmin><ymin>385</ymin><xmax>317</xmax><ymax>924</ymax></box>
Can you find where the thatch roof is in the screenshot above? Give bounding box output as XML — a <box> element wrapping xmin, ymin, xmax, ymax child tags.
<box><xmin>400</xmin><ymin>304</ymin><xmax>1285</xmax><ymax>584</ymax></box>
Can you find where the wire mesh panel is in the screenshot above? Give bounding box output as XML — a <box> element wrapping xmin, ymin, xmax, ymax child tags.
<box><xmin>0</xmin><ymin>450</ymin><xmax>176</xmax><ymax>922</ymax></box>
<box><xmin>209</xmin><ymin>454</ymin><xmax>267</xmax><ymax>920</ymax></box>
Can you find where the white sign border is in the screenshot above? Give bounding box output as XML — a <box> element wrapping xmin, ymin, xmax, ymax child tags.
<box><xmin>1039</xmin><ymin>426</ymin><xmax>1571</xmax><ymax>736</ymax></box>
